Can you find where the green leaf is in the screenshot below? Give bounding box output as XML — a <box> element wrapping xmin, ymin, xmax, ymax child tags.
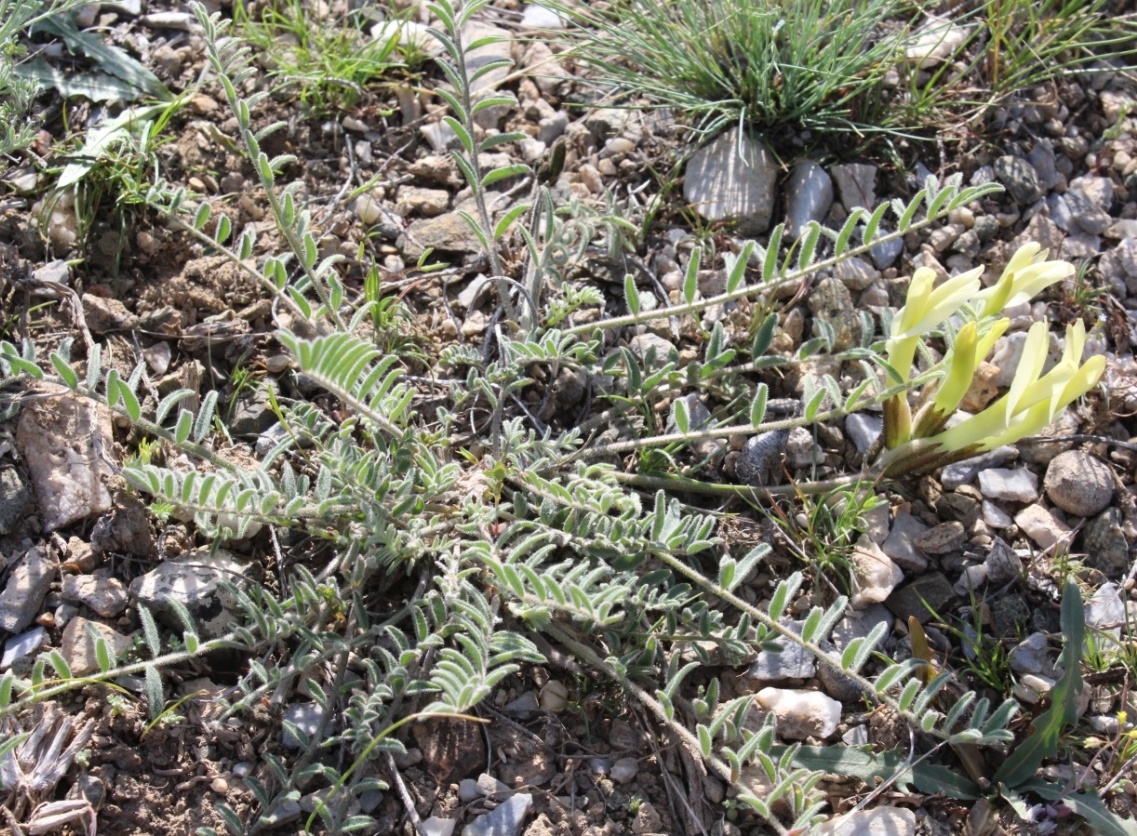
<box><xmin>786</xmin><ymin>745</ymin><xmax>980</xmax><ymax>800</ymax></box>
<box><xmin>993</xmin><ymin>578</ymin><xmax>1084</xmax><ymax>787</ymax></box>
<box><xmin>48</xmin><ymin>650</ymin><xmax>71</xmax><ymax>680</ymax></box>
<box><xmin>797</xmin><ymin>221</ymin><xmax>821</xmax><ymax>271</ymax></box>
<box><xmin>481</xmin><ymin>163</ymin><xmax>529</xmax><ymax>188</ymax></box>
<box><xmin>683</xmin><ymin>247</ymin><xmax>702</xmax><ymax>304</ymax></box>
<box><xmin>673</xmin><ymin>398</ymin><xmax>690</xmax><ymax>434</ymax></box>
<box><xmin>444</xmin><ymin>115</ymin><xmax>474</xmax><ymax>155</ymax></box>
<box><xmin>50</xmin><ymin>354</ymin><xmax>78</xmax><ymax>388</ymax></box>
<box><xmin>750</xmin><ymin>383</ymin><xmax>768</xmax><ymax>427</ymax></box>
<box><xmin>624</xmin><ymin>274</ymin><xmax>641</xmax><ymax>316</ymax></box>
<box><xmin>1018</xmin><ymin>780</ymin><xmax>1137</xmax><ymax>836</ymax></box>
<box><xmin>763</xmin><ymin>225</ymin><xmax>783</xmax><ymax>283</ymax></box>
<box><xmin>804</xmin><ymin>388</ymin><xmax>827</xmax><ymax>421</ymax></box>
<box><xmin>493</xmin><ymin>203</ymin><xmax>529</xmax><ymax>240</ymax></box>
<box><xmin>751</xmin><ymin>312</ymin><xmax>778</xmax><ymax>357</ymax></box>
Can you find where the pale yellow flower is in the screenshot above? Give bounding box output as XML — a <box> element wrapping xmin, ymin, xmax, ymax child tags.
<box><xmin>925</xmin><ymin>319</ymin><xmax>1104</xmax><ymax>455</ymax></box>
<box><xmin>976</xmin><ymin>243</ymin><xmax>1075</xmax><ymax>317</ymax></box>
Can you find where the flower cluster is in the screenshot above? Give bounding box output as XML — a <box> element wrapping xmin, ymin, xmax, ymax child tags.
<box><xmin>878</xmin><ymin>243</ymin><xmax>1105</xmax><ymax>476</ymax></box>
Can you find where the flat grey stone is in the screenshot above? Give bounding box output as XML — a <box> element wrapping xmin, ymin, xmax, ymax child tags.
<box><xmin>816</xmin><ymin>807</ymin><xmax>916</xmax><ymax>836</ymax></box>
<box><xmin>830</xmin><ymin>162</ymin><xmax>877</xmax><ymax>211</ymax></box>
<box><xmin>977</xmin><ymin>467</ymin><xmax>1039</xmax><ymax>503</ymax></box>
<box><xmin>683</xmin><ymin>128</ymin><xmax>777</xmax><ymax>235</ymax></box>
<box><xmin>994</xmin><ymin>155</ymin><xmax>1043</xmax><ymax>204</ymax></box>
<box><xmin>129</xmin><ymin>549</ymin><xmax>250</xmax><ymax>637</ymax></box>
<box><xmin>886</xmin><ymin>573</ymin><xmax>954</xmax><ymax>624</ymax></box>
<box><xmin>784</xmin><ymin>160</ymin><xmax>833</xmax><ymax>237</ymax></box>
<box><xmin>1</xmin><ymin>626</ymin><xmax>46</xmax><ymax>669</ymax></box>
<box><xmin>0</xmin><ymin>468</ymin><xmax>30</xmax><ymax>535</ymax></box>
<box><xmin>0</xmin><ymin>547</ymin><xmax>57</xmax><ymax>633</ymax></box>
<box><xmin>461</xmin><ymin>793</ymin><xmax>532</xmax><ymax>836</ymax></box>
<box><xmin>1009</xmin><ymin>632</ymin><xmax>1054</xmax><ymax>677</ymax></box>
<box><xmin>1046</xmin><ymin>193</ymin><xmax>1075</xmax><ymax>232</ymax></box>
<box><xmin>869</xmin><ymin>232</ymin><xmax>903</xmax><ymax>269</ymax></box>
<box><xmin>15</xmin><ymin>394</ymin><xmax>115</xmax><ymax>531</ymax></box>
<box><xmin>1083</xmin><ymin>508</ymin><xmax>1129</xmax><ymax>576</ymax></box>
<box><xmin>833</xmin><ymin>256</ymin><xmax>879</xmax><ymax>292</ymax></box>
<box><xmin>940</xmin><ymin>446</ymin><xmax>1019</xmax><ymax>490</ymax></box>
<box><xmin>845</xmin><ymin>414</ymin><xmax>882</xmax><ymax>454</ymax></box>
<box><xmin>62</xmin><ymin>574</ymin><xmax>128</xmax><ymax>618</ymax></box>
<box><xmin>881</xmin><ymin>512</ymin><xmax>929</xmax><ymax>572</ymax></box>
<box><xmin>983</xmin><ymin>537</ymin><xmax>1023</xmax><ymax>584</ymax></box>
<box><xmin>808</xmin><ymin>276</ymin><xmax>860</xmax><ymax>350</ymax></box>
<box><xmin>283</xmin><ymin>703</ymin><xmax>331</xmax><ymax>750</ymax></box>
<box><xmin>747</xmin><ymin>621</ymin><xmax>816</xmax><ymax>682</ymax></box>
<box><xmin>1066</xmin><ymin>175</ymin><xmax>1113</xmax><ymax>235</ymax></box>
<box><xmin>1028</xmin><ymin>142</ymin><xmax>1060</xmax><ymax>190</ymax></box>
<box><xmin>1086</xmin><ymin>583</ymin><xmax>1125</xmax><ymax>631</ymax></box>
<box><xmin>421</xmin><ymin>818</ymin><xmax>457</xmax><ymax>836</ymax></box>
<box><xmin>60</xmin><ymin>616</ymin><xmax>132</xmax><ymax>676</ymax></box>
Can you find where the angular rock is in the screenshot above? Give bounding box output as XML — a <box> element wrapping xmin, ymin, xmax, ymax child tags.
<box><xmin>0</xmin><ymin>547</ymin><xmax>57</xmax><ymax>633</ymax></box>
<box><xmin>1066</xmin><ymin>175</ymin><xmax>1113</xmax><ymax>235</ymax></box>
<box><xmin>61</xmin><ymin>616</ymin><xmax>132</xmax><ymax>676</ymax></box>
<box><xmin>62</xmin><ymin>574</ymin><xmax>128</xmax><ymax>618</ymax></box>
<box><xmin>282</xmin><ymin>703</ymin><xmax>331</xmax><ymax>750</ymax></box>
<box><xmin>982</xmin><ymin>500</ymin><xmax>1013</xmax><ymax>529</ymax></box>
<box><xmin>1086</xmin><ymin>583</ymin><xmax>1125</xmax><ymax>631</ymax></box>
<box><xmin>683</xmin><ymin>128</ymin><xmax>777</xmax><ymax>235</ymax></box>
<box><xmin>830</xmin><ymin>162</ymin><xmax>877</xmax><ymax>211</ymax></box>
<box><xmin>0</xmin><ymin>468</ymin><xmax>30</xmax><ymax>535</ymax></box>
<box><xmin>1083</xmin><ymin>508</ymin><xmax>1129</xmax><ymax>576</ymax></box>
<box><xmin>1</xmin><ymin>626</ymin><xmax>47</xmax><ymax>669</ymax></box>
<box><xmin>129</xmin><ymin>549</ymin><xmax>250</xmax><ymax>637</ymax></box>
<box><xmin>462</xmin><ymin>22</ymin><xmax>513</xmax><ymax>129</ymax></box>
<box><xmin>784</xmin><ymin>160</ymin><xmax>833</xmax><ymax>237</ymax></box>
<box><xmin>520</xmin><ymin>5</ymin><xmax>564</xmax><ymax>29</ymax></box>
<box><xmin>756</xmin><ymin>687</ymin><xmax>841</xmax><ymax>740</ymax></box>
<box><xmin>15</xmin><ymin>393</ymin><xmax>115</xmax><ymax>531</ymax></box>
<box><xmin>609</xmin><ymin>757</ymin><xmax>638</xmax><ymax>784</ymax></box>
<box><xmin>845</xmin><ymin>413</ymin><xmax>882</xmax><ymax>454</ymax></box>
<box><xmin>850</xmin><ymin>538</ymin><xmax>904</xmax><ymax>609</ymax></box>
<box><xmin>816</xmin><ymin>807</ymin><xmax>916</xmax><ymax>836</ymax></box>
<box><xmin>1009</xmin><ymin>632</ymin><xmax>1054</xmax><ymax>677</ymax></box>
<box><xmin>784</xmin><ymin>426</ymin><xmax>823</xmax><ymax>469</ymax></box>
<box><xmin>993</xmin><ymin>155</ymin><xmax>1043</xmax><ymax>204</ymax></box>
<box><xmin>913</xmin><ymin>521</ymin><xmax>965</xmax><ymax>555</ymax></box>
<box><xmin>413</xmin><ymin>716</ymin><xmax>486</xmax><ymax>784</ymax></box>
<box><xmin>983</xmin><ymin>537</ymin><xmax>1023</xmax><ymax>584</ymax></box>
<box><xmin>940</xmin><ymin>447</ymin><xmax>1019</xmax><ymax>490</ymax></box>
<box><xmin>422</xmin><ymin>818</ymin><xmax>457</xmax><ymax>836</ymax></box>
<box><xmin>808</xmin><ymin>276</ymin><xmax>860</xmax><ymax>351</ymax></box>
<box><xmin>977</xmin><ymin>467</ymin><xmax>1039</xmax><ymax>503</ymax></box>
<box><xmin>881</xmin><ymin>512</ymin><xmax>929</xmax><ymax>572</ymax></box>
<box><xmin>402</xmin><ymin>212</ymin><xmax>490</xmax><ymax>260</ymax></box>
<box><xmin>1014</xmin><ymin>504</ymin><xmax>1071</xmax><ymax>551</ymax></box>
<box><xmin>904</xmin><ymin>18</ymin><xmax>969</xmax><ymax>68</ymax></box>
<box><xmin>833</xmin><ymin>256</ymin><xmax>879</xmax><ymax>292</ymax></box>
<box><xmin>1043</xmin><ymin>450</ymin><xmax>1114</xmax><ymax>517</ymax></box>
<box><xmin>887</xmin><ymin>573</ymin><xmax>954</xmax><ymax>624</ymax></box>
<box><xmin>461</xmin><ymin>793</ymin><xmax>532</xmax><ymax>836</ymax></box>
<box><xmin>747</xmin><ymin>621</ymin><xmax>816</xmax><ymax>682</ymax></box>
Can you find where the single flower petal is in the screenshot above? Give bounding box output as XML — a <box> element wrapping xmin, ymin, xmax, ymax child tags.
<box><xmin>893</xmin><ymin>267</ymin><xmax>983</xmax><ymax>340</ymax></box>
<box><xmin>1004</xmin><ymin>320</ymin><xmax>1049</xmax><ymax>425</ymax></box>
<box><xmin>934</xmin><ymin>321</ymin><xmax>978</xmax><ymax>415</ymax></box>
